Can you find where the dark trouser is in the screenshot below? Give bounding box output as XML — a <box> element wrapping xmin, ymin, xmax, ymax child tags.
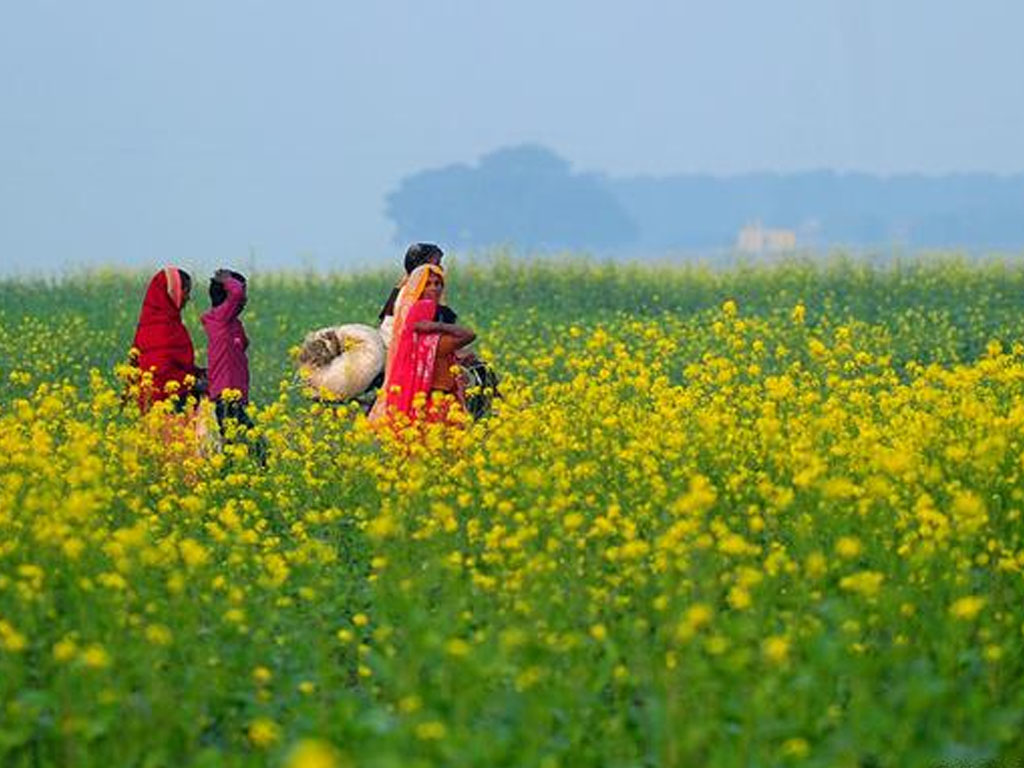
<box><xmin>214</xmin><ymin>398</ymin><xmax>255</xmax><ymax>431</ymax></box>
<box><xmin>214</xmin><ymin>398</ymin><xmax>267</xmax><ymax>465</ymax></box>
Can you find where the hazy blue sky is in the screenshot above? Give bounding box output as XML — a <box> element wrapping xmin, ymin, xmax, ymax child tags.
<box><xmin>2</xmin><ymin>0</ymin><xmax>1023</xmax><ymax>273</ymax></box>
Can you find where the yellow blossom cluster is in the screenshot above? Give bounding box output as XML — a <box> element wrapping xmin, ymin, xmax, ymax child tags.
<box><xmin>3</xmin><ymin>257</ymin><xmax>1024</xmax><ymax>765</ymax></box>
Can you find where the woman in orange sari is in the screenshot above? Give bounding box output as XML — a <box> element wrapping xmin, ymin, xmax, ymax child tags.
<box><xmin>369</xmin><ymin>264</ymin><xmax>475</xmax><ymax>424</ymax></box>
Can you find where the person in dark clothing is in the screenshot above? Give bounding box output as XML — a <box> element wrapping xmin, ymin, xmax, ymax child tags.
<box><xmin>378</xmin><ymin>244</ymin><xmax>458</xmax><ymax>348</ymax></box>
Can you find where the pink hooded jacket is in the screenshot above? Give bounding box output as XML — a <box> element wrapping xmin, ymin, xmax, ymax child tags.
<box><xmin>201</xmin><ymin>277</ymin><xmax>250</xmax><ymax>401</ymax></box>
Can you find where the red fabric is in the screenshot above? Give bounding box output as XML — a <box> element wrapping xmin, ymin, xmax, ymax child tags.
<box><xmin>201</xmin><ymin>277</ymin><xmax>250</xmax><ymax>401</ymax></box>
<box><xmin>132</xmin><ymin>270</ymin><xmax>197</xmax><ymax>409</ymax></box>
<box><xmin>383</xmin><ymin>299</ymin><xmax>441</xmax><ymax>420</ymax></box>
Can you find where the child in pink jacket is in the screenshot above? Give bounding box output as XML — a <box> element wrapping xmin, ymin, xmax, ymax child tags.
<box><xmin>202</xmin><ymin>269</ymin><xmax>264</xmax><ymax>462</ymax></box>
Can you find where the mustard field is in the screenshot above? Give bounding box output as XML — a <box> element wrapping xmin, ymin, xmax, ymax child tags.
<box><xmin>3</xmin><ymin>256</ymin><xmax>1024</xmax><ymax>766</ymax></box>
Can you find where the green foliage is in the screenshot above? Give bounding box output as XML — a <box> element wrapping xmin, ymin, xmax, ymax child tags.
<box><xmin>4</xmin><ymin>254</ymin><xmax>1024</xmax><ymax>767</ymax></box>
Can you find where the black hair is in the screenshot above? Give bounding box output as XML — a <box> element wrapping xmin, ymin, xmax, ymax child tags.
<box><xmin>209</xmin><ymin>270</ymin><xmax>247</xmax><ymax>307</ymax></box>
<box><xmin>179</xmin><ymin>270</ymin><xmax>192</xmax><ymax>294</ymax></box>
<box><xmin>403</xmin><ymin>243</ymin><xmax>444</xmax><ymax>274</ymax></box>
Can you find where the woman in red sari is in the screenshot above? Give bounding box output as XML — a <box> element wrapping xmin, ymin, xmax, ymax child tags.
<box><xmin>370</xmin><ymin>265</ymin><xmax>475</xmax><ymax>425</ymax></box>
<box><xmin>131</xmin><ymin>267</ymin><xmax>203</xmax><ymax>411</ymax></box>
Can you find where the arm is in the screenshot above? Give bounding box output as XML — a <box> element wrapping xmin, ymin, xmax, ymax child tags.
<box><xmin>208</xmin><ymin>274</ymin><xmax>245</xmax><ymax>320</ymax></box>
<box><xmin>413</xmin><ymin>321</ymin><xmax>476</xmax><ymax>349</ymax></box>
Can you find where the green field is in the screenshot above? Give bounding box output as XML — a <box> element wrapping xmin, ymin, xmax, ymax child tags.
<box><xmin>3</xmin><ymin>255</ymin><xmax>1024</xmax><ymax>767</ymax></box>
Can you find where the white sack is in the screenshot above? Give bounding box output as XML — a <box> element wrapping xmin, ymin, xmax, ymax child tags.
<box><xmin>298</xmin><ymin>324</ymin><xmax>385</xmax><ymax>399</ymax></box>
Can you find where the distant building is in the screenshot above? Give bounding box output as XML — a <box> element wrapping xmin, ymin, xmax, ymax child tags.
<box><xmin>736</xmin><ymin>222</ymin><xmax>797</xmax><ymax>254</ymax></box>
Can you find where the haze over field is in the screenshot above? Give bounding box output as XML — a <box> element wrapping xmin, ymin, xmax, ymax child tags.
<box><xmin>388</xmin><ymin>145</ymin><xmax>1024</xmax><ymax>253</ymax></box>
<box><xmin>2</xmin><ymin>1</ymin><xmax>1023</xmax><ymax>274</ymax></box>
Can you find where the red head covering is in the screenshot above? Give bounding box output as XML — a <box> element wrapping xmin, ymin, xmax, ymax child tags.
<box><xmin>132</xmin><ymin>268</ymin><xmax>196</xmax><ymax>408</ymax></box>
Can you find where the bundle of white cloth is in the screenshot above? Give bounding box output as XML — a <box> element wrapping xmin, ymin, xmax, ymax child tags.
<box><xmin>297</xmin><ymin>324</ymin><xmax>386</xmax><ymax>400</ymax></box>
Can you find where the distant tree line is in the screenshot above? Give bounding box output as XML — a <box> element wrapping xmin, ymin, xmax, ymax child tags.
<box><xmin>385</xmin><ymin>145</ymin><xmax>637</xmax><ymax>250</ymax></box>
<box><xmin>386</xmin><ymin>145</ymin><xmax>1024</xmax><ymax>251</ymax></box>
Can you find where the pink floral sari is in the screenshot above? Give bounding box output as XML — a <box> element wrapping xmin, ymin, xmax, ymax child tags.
<box><xmin>369</xmin><ymin>263</ymin><xmax>448</xmax><ymax>424</ymax></box>
<box><xmin>381</xmin><ymin>298</ymin><xmax>441</xmax><ymax>419</ymax></box>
